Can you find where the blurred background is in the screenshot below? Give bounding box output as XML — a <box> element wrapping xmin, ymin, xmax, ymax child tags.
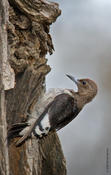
<box><xmin>46</xmin><ymin>0</ymin><xmax>111</xmax><ymax>175</ymax></box>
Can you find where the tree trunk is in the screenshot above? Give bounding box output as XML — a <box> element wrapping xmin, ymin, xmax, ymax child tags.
<box><xmin>1</xmin><ymin>0</ymin><xmax>67</xmax><ymax>174</ymax></box>
<box><xmin>0</xmin><ymin>0</ymin><xmax>12</xmax><ymax>174</ymax></box>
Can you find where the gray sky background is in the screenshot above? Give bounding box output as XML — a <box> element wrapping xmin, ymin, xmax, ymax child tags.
<box><xmin>46</xmin><ymin>1</ymin><xmax>111</xmax><ymax>175</ymax></box>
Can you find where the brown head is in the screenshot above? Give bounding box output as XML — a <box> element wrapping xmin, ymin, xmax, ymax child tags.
<box><xmin>66</xmin><ymin>74</ymin><xmax>98</xmax><ymax>105</ymax></box>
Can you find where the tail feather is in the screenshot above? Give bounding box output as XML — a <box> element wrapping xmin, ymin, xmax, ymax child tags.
<box><xmin>7</xmin><ymin>123</ymin><xmax>29</xmax><ymax>144</ymax></box>
<box><xmin>8</xmin><ymin>104</ymin><xmax>52</xmax><ymax>146</ymax></box>
<box><xmin>9</xmin><ymin>123</ymin><xmax>29</xmax><ymax>129</ymax></box>
<box><xmin>15</xmin><ymin>121</ymin><xmax>36</xmax><ymax>146</ymax></box>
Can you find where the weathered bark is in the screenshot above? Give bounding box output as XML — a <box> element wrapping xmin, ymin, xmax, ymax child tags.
<box><xmin>4</xmin><ymin>0</ymin><xmax>66</xmax><ymax>175</ymax></box>
<box><xmin>0</xmin><ymin>0</ymin><xmax>10</xmax><ymax>174</ymax></box>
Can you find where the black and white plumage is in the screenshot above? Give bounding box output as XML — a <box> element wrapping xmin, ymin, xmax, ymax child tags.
<box><xmin>8</xmin><ymin>74</ymin><xmax>98</xmax><ymax>146</ymax></box>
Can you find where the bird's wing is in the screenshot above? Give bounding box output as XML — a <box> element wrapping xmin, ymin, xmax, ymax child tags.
<box><xmin>15</xmin><ymin>89</ymin><xmax>64</xmax><ymax>146</ymax></box>
<box><xmin>32</xmin><ymin>88</ymin><xmax>65</xmax><ymax>117</ymax></box>
<box><xmin>48</xmin><ymin>93</ymin><xmax>80</xmax><ymax>131</ymax></box>
<box><xmin>15</xmin><ymin>90</ymin><xmax>76</xmax><ymax>146</ymax></box>
<box><xmin>38</xmin><ymin>88</ymin><xmax>66</xmax><ymax>107</ymax></box>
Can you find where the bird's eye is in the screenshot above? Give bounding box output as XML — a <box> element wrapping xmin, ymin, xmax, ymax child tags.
<box><xmin>82</xmin><ymin>81</ymin><xmax>86</xmax><ymax>85</ymax></box>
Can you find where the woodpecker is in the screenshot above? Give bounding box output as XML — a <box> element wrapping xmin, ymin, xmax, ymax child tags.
<box><xmin>8</xmin><ymin>74</ymin><xmax>98</xmax><ymax>146</ymax></box>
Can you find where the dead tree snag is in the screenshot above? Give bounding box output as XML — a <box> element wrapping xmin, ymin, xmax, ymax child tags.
<box><xmin>3</xmin><ymin>0</ymin><xmax>67</xmax><ymax>174</ymax></box>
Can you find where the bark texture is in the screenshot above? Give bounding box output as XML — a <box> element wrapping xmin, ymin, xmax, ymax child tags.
<box><xmin>5</xmin><ymin>0</ymin><xmax>66</xmax><ymax>175</ymax></box>
<box><xmin>0</xmin><ymin>0</ymin><xmax>10</xmax><ymax>174</ymax></box>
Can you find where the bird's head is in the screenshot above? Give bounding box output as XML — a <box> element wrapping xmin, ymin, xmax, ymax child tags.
<box><xmin>66</xmin><ymin>74</ymin><xmax>98</xmax><ymax>104</ymax></box>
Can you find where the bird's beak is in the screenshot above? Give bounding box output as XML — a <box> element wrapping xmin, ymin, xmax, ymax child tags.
<box><xmin>66</xmin><ymin>74</ymin><xmax>79</xmax><ymax>85</ymax></box>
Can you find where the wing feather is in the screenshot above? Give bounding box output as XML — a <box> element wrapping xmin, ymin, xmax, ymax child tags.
<box><xmin>48</xmin><ymin>93</ymin><xmax>80</xmax><ymax>130</ymax></box>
